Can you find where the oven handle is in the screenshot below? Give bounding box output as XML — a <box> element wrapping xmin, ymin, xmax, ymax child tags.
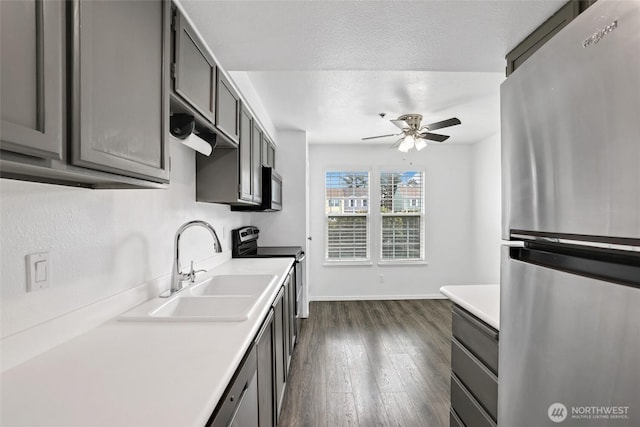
<box><xmin>296</xmin><ymin>253</ymin><xmax>306</xmax><ymax>262</ymax></box>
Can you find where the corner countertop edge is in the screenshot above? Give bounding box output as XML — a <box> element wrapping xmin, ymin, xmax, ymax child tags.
<box><xmin>440</xmin><ymin>284</ymin><xmax>500</xmax><ymax>331</ymax></box>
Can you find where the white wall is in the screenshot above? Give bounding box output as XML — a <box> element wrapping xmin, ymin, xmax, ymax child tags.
<box><xmin>0</xmin><ymin>142</ymin><xmax>251</xmax><ymax>341</ymax></box>
<box><xmin>308</xmin><ymin>143</ymin><xmax>476</xmax><ymax>300</ymax></box>
<box><xmin>471</xmin><ymin>133</ymin><xmax>502</xmax><ymax>284</ymax></box>
<box><xmin>250</xmin><ymin>130</ymin><xmax>307</xmax><ymax>249</ymax></box>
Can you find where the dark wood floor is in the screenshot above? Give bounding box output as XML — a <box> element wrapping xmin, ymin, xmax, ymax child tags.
<box><xmin>279</xmin><ymin>299</ymin><xmax>452</xmax><ymax>427</ymax></box>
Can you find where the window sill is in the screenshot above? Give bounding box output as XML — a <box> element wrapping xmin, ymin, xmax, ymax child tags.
<box><xmin>377</xmin><ymin>260</ymin><xmax>428</xmax><ymax>266</ymax></box>
<box><xmin>324</xmin><ymin>261</ymin><xmax>373</xmax><ymax>267</ymax></box>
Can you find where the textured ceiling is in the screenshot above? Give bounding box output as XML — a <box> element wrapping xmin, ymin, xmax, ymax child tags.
<box><xmin>233</xmin><ymin>70</ymin><xmax>505</xmax><ymax>144</ymax></box>
<box><xmin>179</xmin><ymin>0</ymin><xmax>565</xmax><ymax>144</ymax></box>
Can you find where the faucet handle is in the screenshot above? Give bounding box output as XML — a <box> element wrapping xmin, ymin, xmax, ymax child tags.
<box><xmin>187</xmin><ymin>261</ymin><xmax>207</xmax><ymax>284</ymax></box>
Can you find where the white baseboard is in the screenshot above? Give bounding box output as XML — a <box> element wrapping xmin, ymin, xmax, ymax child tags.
<box><xmin>309</xmin><ymin>294</ymin><xmax>447</xmax><ymax>301</ymax></box>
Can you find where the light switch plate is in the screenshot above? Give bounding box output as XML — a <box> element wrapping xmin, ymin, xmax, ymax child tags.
<box><xmin>27</xmin><ymin>252</ymin><xmax>50</xmax><ymax>292</ymax></box>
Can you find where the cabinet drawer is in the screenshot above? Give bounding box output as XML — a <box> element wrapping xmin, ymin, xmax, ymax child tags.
<box><xmin>452</xmin><ymin>305</ymin><xmax>498</xmax><ymax>375</ymax></box>
<box><xmin>451</xmin><ymin>338</ymin><xmax>498</xmax><ymax>421</ymax></box>
<box><xmin>450</xmin><ymin>374</ymin><xmax>496</xmax><ymax>427</ymax></box>
<box><xmin>450</xmin><ymin>409</ymin><xmax>465</xmax><ymax>427</ymax></box>
<box><xmin>208</xmin><ymin>345</ymin><xmax>257</xmax><ymax>427</ymax></box>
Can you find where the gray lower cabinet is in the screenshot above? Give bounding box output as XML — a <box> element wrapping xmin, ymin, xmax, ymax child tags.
<box><xmin>70</xmin><ymin>0</ymin><xmax>169</xmax><ymax>183</ymax></box>
<box><xmin>216</xmin><ymin>72</ymin><xmax>240</xmax><ymax>144</ymax></box>
<box><xmin>0</xmin><ymin>0</ymin><xmax>63</xmax><ymax>160</ymax></box>
<box><xmin>450</xmin><ymin>304</ymin><xmax>499</xmax><ymax>427</ymax></box>
<box><xmin>286</xmin><ymin>272</ymin><xmax>296</xmax><ymax>363</ymax></box>
<box><xmin>172</xmin><ymin>8</ymin><xmax>216</xmax><ymax>123</ymax></box>
<box><xmin>209</xmin><ymin>272</ymin><xmax>298</xmax><ymax>427</ymax></box>
<box><xmin>208</xmin><ymin>346</ymin><xmax>259</xmax><ymax>427</ymax></box>
<box><xmin>1</xmin><ymin>0</ymin><xmax>169</xmax><ymax>188</ymax></box>
<box><xmin>273</xmin><ymin>287</ymin><xmax>286</xmax><ymax>422</ymax></box>
<box><xmin>256</xmin><ymin>309</ymin><xmax>275</xmax><ymax>427</ymax></box>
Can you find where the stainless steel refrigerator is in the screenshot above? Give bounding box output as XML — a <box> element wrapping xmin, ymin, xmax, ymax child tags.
<box><xmin>500</xmin><ymin>1</ymin><xmax>640</xmax><ymax>426</ymax></box>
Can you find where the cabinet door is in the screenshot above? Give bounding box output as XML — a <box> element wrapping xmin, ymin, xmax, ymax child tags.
<box><xmin>256</xmin><ymin>309</ymin><xmax>275</xmax><ymax>427</ymax></box>
<box><xmin>173</xmin><ymin>10</ymin><xmax>215</xmax><ymax>122</ymax></box>
<box><xmin>1</xmin><ymin>0</ymin><xmax>63</xmax><ymax>159</ymax></box>
<box><xmin>505</xmin><ymin>1</ymin><xmax>580</xmax><ymax>76</ymax></box>
<box><xmin>251</xmin><ymin>123</ymin><xmax>263</xmax><ymax>203</ymax></box>
<box><xmin>272</xmin><ymin>288</ymin><xmax>286</xmax><ymax>421</ymax></box>
<box><xmin>70</xmin><ymin>0</ymin><xmax>169</xmax><ymax>183</ymax></box>
<box><xmin>283</xmin><ymin>276</ymin><xmax>291</xmax><ymax>372</ymax></box>
<box><xmin>267</xmin><ymin>144</ymin><xmax>275</xmax><ymax>169</ymax></box>
<box><xmin>239</xmin><ymin>108</ymin><xmax>253</xmax><ymax>202</ymax></box>
<box><xmin>287</xmin><ymin>271</ymin><xmax>296</xmax><ymax>356</ymax></box>
<box><xmin>261</xmin><ymin>137</ymin><xmax>275</xmax><ymax>168</ymax></box>
<box><xmin>216</xmin><ymin>72</ymin><xmax>240</xmax><ymax>143</ymax></box>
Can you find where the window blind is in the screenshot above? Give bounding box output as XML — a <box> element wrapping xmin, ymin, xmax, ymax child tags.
<box><xmin>380</xmin><ymin>171</ymin><xmax>424</xmax><ymax>261</ymax></box>
<box><xmin>325</xmin><ymin>171</ymin><xmax>369</xmax><ymax>261</ymax></box>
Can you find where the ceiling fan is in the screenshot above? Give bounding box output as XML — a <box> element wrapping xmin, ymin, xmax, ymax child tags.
<box><xmin>362</xmin><ymin>114</ymin><xmax>461</xmax><ymax>152</ymax></box>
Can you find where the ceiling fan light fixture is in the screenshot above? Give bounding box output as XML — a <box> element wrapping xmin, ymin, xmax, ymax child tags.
<box><xmin>399</xmin><ymin>134</ymin><xmax>415</xmax><ymax>152</ymax></box>
<box><xmin>415</xmin><ymin>139</ymin><xmax>427</xmax><ymax>151</ymax></box>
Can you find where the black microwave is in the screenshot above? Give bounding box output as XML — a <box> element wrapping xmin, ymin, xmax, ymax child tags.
<box><xmin>261</xmin><ymin>166</ymin><xmax>282</xmax><ymax>211</ymax></box>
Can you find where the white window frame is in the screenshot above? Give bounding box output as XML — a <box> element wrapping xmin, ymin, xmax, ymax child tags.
<box><xmin>324</xmin><ymin>170</ymin><xmax>371</xmax><ymax>265</ymax></box>
<box><xmin>378</xmin><ymin>170</ymin><xmax>426</xmax><ymax>265</ymax></box>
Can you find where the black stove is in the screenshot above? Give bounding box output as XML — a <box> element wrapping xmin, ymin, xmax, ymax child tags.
<box><xmin>232</xmin><ymin>226</ymin><xmax>303</xmax><ymax>260</ymax></box>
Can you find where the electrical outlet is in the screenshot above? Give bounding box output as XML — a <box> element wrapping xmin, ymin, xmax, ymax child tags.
<box><xmin>379</xmin><ymin>274</ymin><xmax>384</xmax><ymax>283</ymax></box>
<box><xmin>26</xmin><ymin>252</ymin><xmax>50</xmax><ymax>292</ymax></box>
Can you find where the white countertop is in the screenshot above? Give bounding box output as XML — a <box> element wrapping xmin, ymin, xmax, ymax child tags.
<box><xmin>440</xmin><ymin>285</ymin><xmax>500</xmax><ymax>330</ymax></box>
<box><xmin>0</xmin><ymin>257</ymin><xmax>294</xmax><ymax>427</ymax></box>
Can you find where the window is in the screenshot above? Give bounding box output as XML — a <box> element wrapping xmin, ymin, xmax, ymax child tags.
<box><xmin>380</xmin><ymin>171</ymin><xmax>424</xmax><ymax>261</ymax></box>
<box><xmin>325</xmin><ymin>171</ymin><xmax>369</xmax><ymax>261</ymax></box>
<box><xmin>328</xmin><ymin>199</ymin><xmax>340</xmax><ymax>208</ymax></box>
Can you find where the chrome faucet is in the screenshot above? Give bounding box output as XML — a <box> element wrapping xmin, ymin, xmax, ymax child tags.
<box><xmin>161</xmin><ymin>220</ymin><xmax>222</xmax><ymax>298</ymax></box>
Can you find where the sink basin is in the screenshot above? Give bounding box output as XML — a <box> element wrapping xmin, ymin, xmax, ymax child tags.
<box><xmin>119</xmin><ymin>274</ymin><xmax>278</xmax><ymax>322</ymax></box>
<box><xmin>190</xmin><ymin>274</ymin><xmax>276</xmax><ymax>296</ymax></box>
<box><xmin>149</xmin><ymin>296</ymin><xmax>258</xmax><ymax>321</ymax></box>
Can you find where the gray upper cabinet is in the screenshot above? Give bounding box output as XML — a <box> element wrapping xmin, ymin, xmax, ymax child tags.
<box><xmin>70</xmin><ymin>0</ymin><xmax>169</xmax><ymax>183</ymax></box>
<box><xmin>173</xmin><ymin>10</ymin><xmax>216</xmax><ymax>123</ymax></box>
<box><xmin>251</xmin><ymin>122</ymin><xmax>263</xmax><ymax>204</ymax></box>
<box><xmin>216</xmin><ymin>72</ymin><xmax>240</xmax><ymax>144</ymax></box>
<box><xmin>505</xmin><ymin>0</ymin><xmax>596</xmax><ymax>76</ymax></box>
<box><xmin>1</xmin><ymin>0</ymin><xmax>168</xmax><ymax>188</ymax></box>
<box><xmin>262</xmin><ymin>137</ymin><xmax>275</xmax><ymax>169</ymax></box>
<box><xmin>0</xmin><ymin>0</ymin><xmax>63</xmax><ymax>160</ymax></box>
<box><xmin>239</xmin><ymin>107</ymin><xmax>253</xmax><ymax>202</ymax></box>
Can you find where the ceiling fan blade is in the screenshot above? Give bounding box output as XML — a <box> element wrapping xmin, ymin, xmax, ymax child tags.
<box><xmin>389</xmin><ymin>137</ymin><xmax>404</xmax><ymax>149</ymax></box>
<box><xmin>362</xmin><ymin>133</ymin><xmax>401</xmax><ymax>141</ymax></box>
<box><xmin>417</xmin><ymin>132</ymin><xmax>450</xmax><ymax>142</ymax></box>
<box><xmin>424</xmin><ymin>117</ymin><xmax>461</xmax><ymax>131</ymax></box>
<box><xmin>390</xmin><ymin>119</ymin><xmax>410</xmax><ymax>130</ymax></box>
